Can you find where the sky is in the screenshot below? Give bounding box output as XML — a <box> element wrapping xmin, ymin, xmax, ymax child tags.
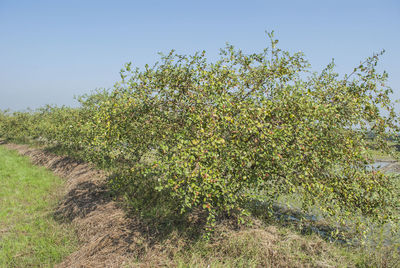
<box><xmin>0</xmin><ymin>0</ymin><xmax>399</xmax><ymax>112</ymax></box>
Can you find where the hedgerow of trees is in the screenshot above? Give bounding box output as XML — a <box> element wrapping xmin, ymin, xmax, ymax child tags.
<box><xmin>1</xmin><ymin>33</ymin><xmax>399</xmax><ymax>235</ymax></box>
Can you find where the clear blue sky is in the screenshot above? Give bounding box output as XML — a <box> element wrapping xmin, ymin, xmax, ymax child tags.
<box><xmin>1</xmin><ymin>0</ymin><xmax>399</xmax><ymax>112</ymax></box>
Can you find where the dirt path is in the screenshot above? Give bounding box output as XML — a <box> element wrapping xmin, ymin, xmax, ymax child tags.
<box><xmin>2</xmin><ymin>143</ymin><xmax>151</xmax><ymax>268</ymax></box>
<box><xmin>382</xmin><ymin>161</ymin><xmax>400</xmax><ymax>174</ymax></box>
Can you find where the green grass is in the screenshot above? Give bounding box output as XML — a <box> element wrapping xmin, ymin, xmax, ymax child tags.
<box><xmin>0</xmin><ymin>146</ymin><xmax>77</xmax><ymax>267</ymax></box>
<box><xmin>367</xmin><ymin>148</ymin><xmax>396</xmax><ymax>161</ymax></box>
<box><xmin>367</xmin><ymin>141</ymin><xmax>400</xmax><ymax>161</ymax></box>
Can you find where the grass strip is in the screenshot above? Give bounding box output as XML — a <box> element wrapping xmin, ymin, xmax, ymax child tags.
<box><xmin>0</xmin><ymin>146</ymin><xmax>77</xmax><ymax>267</ymax></box>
